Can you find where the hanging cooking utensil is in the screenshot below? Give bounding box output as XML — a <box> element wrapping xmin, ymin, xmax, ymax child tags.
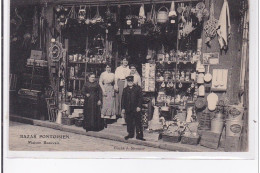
<box><xmin>177</xmin><ymin>3</ymin><xmax>184</xmax><ymax>14</ymax></box>
<box><xmin>12</xmin><ymin>8</ymin><xmax>22</xmax><ymax>31</ymax></box>
<box><xmin>161</xmin><ymin>81</ymin><xmax>166</xmax><ymax>88</ymax></box>
<box><xmin>91</xmin><ymin>6</ymin><xmax>102</xmax><ymax>24</ymax></box>
<box><xmin>139</xmin><ymin>3</ymin><xmax>146</xmax><ymax>24</ymax></box>
<box><xmin>169</xmin><ymin>1</ymin><xmax>177</xmax><ymax>18</ymax></box>
<box><xmin>192</xmin><ymin>2</ymin><xmax>208</xmax><ymax>22</ymax></box>
<box><xmin>125</xmin><ymin>5</ymin><xmax>132</xmax><ymax>26</ymax></box>
<box><xmin>169</xmin><ymin>81</ymin><xmax>174</xmax><ymax>88</ymax></box>
<box><xmin>55</xmin><ymin>5</ymin><xmax>63</xmax><ymax>13</ymax></box>
<box><xmin>184</xmin><ymin>4</ymin><xmax>192</xmax><ymax>20</ymax></box>
<box><xmin>178</xmin><ymin>82</ymin><xmax>183</xmax><ymax>88</ymax></box>
<box><xmin>196</xmin><ymin>2</ymin><xmax>206</xmax><ymax>11</ymax></box>
<box><xmin>85</xmin><ymin>6</ymin><xmax>91</xmax><ymax>24</ymax></box>
<box><xmin>179</xmin><ymin>19</ymin><xmax>195</xmax><ymax>38</ymax></box>
<box><xmin>204</xmin><ymin>0</ymin><xmax>219</xmax><ymax>44</ymax></box>
<box><xmin>96</xmin><ymin>6</ymin><xmax>102</xmax><ymax>23</ymax></box>
<box><xmin>157</xmin><ymin>6</ymin><xmax>169</xmax><ymax>24</ymax></box>
<box><xmin>151</xmin><ymin>3</ymin><xmax>157</xmax><ymax>25</ymax></box>
<box><xmin>179</xmin><ymin>4</ymin><xmax>186</xmax><ymax>24</ymax></box>
<box><xmin>78</xmin><ymin>5</ymin><xmax>86</xmax><ymax>23</ymax></box>
<box><xmin>146</xmin><ymin>3</ymin><xmax>153</xmax><ymax>22</ymax></box>
<box><xmin>67</xmin><ymin>5</ymin><xmax>76</xmax><ymax>26</ymax></box>
<box><xmin>167</xmin><ymin>82</ymin><xmax>171</xmax><ymax>88</ymax></box>
<box><xmin>105</xmin><ymin>4</ymin><xmax>111</xmax><ymax>19</ymax></box>
<box><xmin>150</xmin><ymin>3</ymin><xmax>160</xmax><ymax>36</ymax></box>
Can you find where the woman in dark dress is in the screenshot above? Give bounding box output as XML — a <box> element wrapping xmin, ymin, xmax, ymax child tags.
<box><xmin>82</xmin><ymin>73</ymin><xmax>104</xmax><ymax>131</ymax></box>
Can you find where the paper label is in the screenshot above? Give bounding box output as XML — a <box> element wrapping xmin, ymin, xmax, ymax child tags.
<box><xmin>230</xmin><ymin>124</ymin><xmax>242</xmax><ymax>133</ymax></box>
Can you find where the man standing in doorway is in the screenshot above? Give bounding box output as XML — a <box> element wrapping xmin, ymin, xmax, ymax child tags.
<box><xmin>121</xmin><ymin>76</ymin><xmax>145</xmax><ymax>141</ymax></box>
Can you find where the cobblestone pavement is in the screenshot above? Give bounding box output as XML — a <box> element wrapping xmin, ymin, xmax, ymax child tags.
<box><xmin>9</xmin><ymin>121</ymin><xmax>167</xmax><ymax>151</ymax></box>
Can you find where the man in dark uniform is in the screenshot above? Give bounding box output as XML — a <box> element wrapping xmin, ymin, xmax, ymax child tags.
<box><xmin>121</xmin><ymin>76</ymin><xmax>145</xmax><ymax>141</ymax></box>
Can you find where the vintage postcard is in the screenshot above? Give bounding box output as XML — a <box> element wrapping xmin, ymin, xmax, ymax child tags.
<box><xmin>3</xmin><ymin>0</ymin><xmax>258</xmax><ymax>161</ymax></box>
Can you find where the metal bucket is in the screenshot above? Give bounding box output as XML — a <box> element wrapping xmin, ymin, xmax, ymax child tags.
<box><xmin>225</xmin><ymin>119</ymin><xmax>243</xmax><ymax>137</ymax></box>
<box><xmin>227</xmin><ymin>105</ymin><xmax>244</xmax><ymax>120</ymax></box>
<box><xmin>211</xmin><ymin>118</ymin><xmax>224</xmax><ymax>134</ymax></box>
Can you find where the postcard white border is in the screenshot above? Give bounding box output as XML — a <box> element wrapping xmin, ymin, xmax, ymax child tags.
<box><xmin>2</xmin><ymin>0</ymin><xmax>259</xmax><ymax>161</ymax></box>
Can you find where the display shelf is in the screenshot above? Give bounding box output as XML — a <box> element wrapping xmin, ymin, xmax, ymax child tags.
<box><xmin>64</xmin><ymin>103</ymin><xmax>84</xmax><ymax>107</ymax></box>
<box><xmin>22</xmin><ymin>73</ymin><xmax>48</xmax><ymax>78</ymax></box>
<box><xmin>87</xmin><ymin>62</ymin><xmax>107</xmax><ymax>65</ymax></box>
<box><xmin>68</xmin><ymin>61</ymin><xmax>107</xmax><ymax>65</ymax></box>
<box><xmin>175</xmin><ymin>80</ymin><xmax>195</xmax><ymax>84</ymax></box>
<box><xmin>156</xmin><ymin>80</ymin><xmax>196</xmax><ymax>84</ymax></box>
<box><xmin>156</xmin><ymin>60</ymin><xmax>196</xmax><ymax>64</ymax></box>
<box><xmin>177</xmin><ymin>60</ymin><xmax>196</xmax><ymax>64</ymax></box>
<box><xmin>155</xmin><ymin>102</ymin><xmax>179</xmax><ymax>107</ymax></box>
<box><xmin>26</xmin><ymin>64</ymin><xmax>48</xmax><ymax>68</ymax></box>
<box><xmin>116</xmin><ymin>29</ymin><xmax>142</xmax><ymax>35</ymax></box>
<box><xmin>68</xmin><ymin>61</ymin><xmax>86</xmax><ymax>64</ymax></box>
<box><xmin>69</xmin><ymin>78</ymin><xmax>85</xmax><ymax>81</ymax></box>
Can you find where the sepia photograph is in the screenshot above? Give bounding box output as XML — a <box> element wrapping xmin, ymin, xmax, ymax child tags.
<box><xmin>5</xmin><ymin>0</ymin><xmax>256</xmax><ymax>157</ymax></box>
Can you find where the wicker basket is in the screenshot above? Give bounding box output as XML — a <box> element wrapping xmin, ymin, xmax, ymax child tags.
<box><xmin>161</xmin><ymin>133</ymin><xmax>181</xmax><ymax>143</ymax></box>
<box><xmin>61</xmin><ymin>117</ymin><xmax>75</xmax><ymax>126</ymax></box>
<box><xmin>75</xmin><ymin>117</ymin><xmax>83</xmax><ymax>127</ymax></box>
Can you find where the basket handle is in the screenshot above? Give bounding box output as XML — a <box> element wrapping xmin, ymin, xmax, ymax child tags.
<box><xmin>158</xmin><ymin>6</ymin><xmax>169</xmax><ymax>13</ymax></box>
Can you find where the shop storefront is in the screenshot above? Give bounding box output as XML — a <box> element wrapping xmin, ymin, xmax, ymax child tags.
<box><xmin>9</xmin><ymin>0</ymin><xmax>249</xmax><ymax>151</ymax></box>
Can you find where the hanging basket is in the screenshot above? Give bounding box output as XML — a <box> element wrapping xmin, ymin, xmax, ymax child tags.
<box><xmin>157</xmin><ymin>6</ymin><xmax>169</xmax><ymax>23</ymax></box>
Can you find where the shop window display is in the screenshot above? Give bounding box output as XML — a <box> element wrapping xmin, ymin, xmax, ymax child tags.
<box><xmin>9</xmin><ymin>0</ymin><xmax>250</xmax><ymax>152</ymax></box>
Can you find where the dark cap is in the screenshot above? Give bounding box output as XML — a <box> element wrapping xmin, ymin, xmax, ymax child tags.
<box><xmin>126</xmin><ymin>76</ymin><xmax>134</xmax><ymax>82</ymax></box>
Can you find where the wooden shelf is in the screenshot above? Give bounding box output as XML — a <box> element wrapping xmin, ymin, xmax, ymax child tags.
<box><xmin>69</xmin><ymin>78</ymin><xmax>85</xmax><ymax>81</ymax></box>
<box><xmin>87</xmin><ymin>63</ymin><xmax>107</xmax><ymax>65</ymax></box>
<box><xmin>116</xmin><ymin>29</ymin><xmax>142</xmax><ymax>35</ymax></box>
<box><xmin>69</xmin><ymin>61</ymin><xmax>86</xmax><ymax>64</ymax></box>
<box><xmin>156</xmin><ymin>80</ymin><xmax>196</xmax><ymax>84</ymax></box>
<box><xmin>176</xmin><ymin>81</ymin><xmax>195</xmax><ymax>84</ymax></box>
<box><xmin>68</xmin><ymin>61</ymin><xmax>107</xmax><ymax>65</ymax></box>
<box><xmin>26</xmin><ymin>65</ymin><xmax>48</xmax><ymax>68</ymax></box>
<box><xmin>23</xmin><ymin>73</ymin><xmax>48</xmax><ymax>78</ymax></box>
<box><xmin>156</xmin><ymin>61</ymin><xmax>196</xmax><ymax>64</ymax></box>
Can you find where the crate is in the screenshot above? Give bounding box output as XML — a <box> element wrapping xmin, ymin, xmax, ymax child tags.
<box><xmin>61</xmin><ymin>117</ymin><xmax>75</xmax><ymax>126</ymax></box>
<box><xmin>161</xmin><ymin>133</ymin><xmax>181</xmax><ymax>143</ymax></box>
<box><xmin>201</xmin><ymin>131</ymin><xmax>221</xmax><ymax>143</ymax></box>
<box><xmin>75</xmin><ymin>118</ymin><xmax>83</xmax><ymax>127</ymax></box>
<box><xmin>181</xmin><ymin>136</ymin><xmax>200</xmax><ymax>145</ymax></box>
<box><xmin>200</xmin><ymin>139</ymin><xmax>219</xmax><ymax>149</ymax></box>
<box><xmin>199</xmin><ymin>131</ymin><xmax>221</xmax><ymax>149</ymax></box>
